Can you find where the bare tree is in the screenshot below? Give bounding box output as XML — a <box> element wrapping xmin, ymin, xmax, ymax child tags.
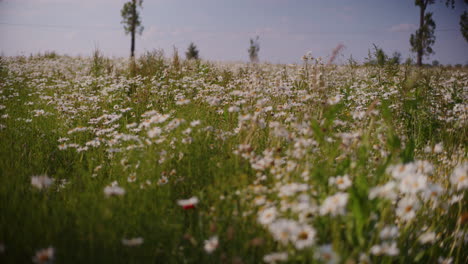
<box><xmin>121</xmin><ymin>0</ymin><xmax>144</xmax><ymax>58</ymax></box>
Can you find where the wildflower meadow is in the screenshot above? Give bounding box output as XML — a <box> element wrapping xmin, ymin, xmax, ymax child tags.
<box><xmin>0</xmin><ymin>52</ymin><xmax>467</xmax><ymax>263</ymax></box>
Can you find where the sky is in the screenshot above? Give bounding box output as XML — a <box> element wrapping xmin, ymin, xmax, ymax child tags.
<box><xmin>0</xmin><ymin>0</ymin><xmax>467</xmax><ymax>64</ymax></box>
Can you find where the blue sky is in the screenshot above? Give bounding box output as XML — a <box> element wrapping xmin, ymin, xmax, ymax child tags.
<box><xmin>1</xmin><ymin>0</ymin><xmax>467</xmax><ymax>64</ymax></box>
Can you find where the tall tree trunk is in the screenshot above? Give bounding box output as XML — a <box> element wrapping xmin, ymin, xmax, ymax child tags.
<box><xmin>131</xmin><ymin>29</ymin><xmax>135</xmax><ymax>57</ymax></box>
<box><xmin>417</xmin><ymin>2</ymin><xmax>426</xmax><ymax>66</ymax></box>
<box><xmin>130</xmin><ymin>0</ymin><xmax>136</xmax><ymax>58</ymax></box>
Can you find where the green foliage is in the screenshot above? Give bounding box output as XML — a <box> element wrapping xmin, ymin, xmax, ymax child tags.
<box><xmin>137</xmin><ymin>49</ymin><xmax>167</xmax><ymax>77</ymax></box>
<box><xmin>374</xmin><ymin>45</ymin><xmax>387</xmax><ymax>66</ymax></box>
<box><xmin>365</xmin><ymin>45</ymin><xmax>401</xmax><ymax>66</ymax></box>
<box><xmin>121</xmin><ymin>0</ymin><xmax>144</xmax><ymax>57</ymax></box>
<box><xmin>171</xmin><ymin>46</ymin><xmax>180</xmax><ymax>71</ymax></box>
<box><xmin>121</xmin><ymin>0</ymin><xmax>144</xmax><ymax>36</ymax></box>
<box><xmin>410</xmin><ymin>12</ymin><xmax>436</xmax><ymax>62</ymax></box>
<box><xmin>445</xmin><ymin>0</ymin><xmax>456</xmax><ymax>8</ymax></box>
<box><xmin>404</xmin><ymin>57</ymin><xmax>414</xmax><ymax>66</ymax></box>
<box><xmin>389</xmin><ymin>52</ymin><xmax>401</xmax><ymax>65</ymax></box>
<box><xmin>248</xmin><ymin>36</ymin><xmax>260</xmax><ymax>63</ymax></box>
<box><xmin>90</xmin><ymin>47</ymin><xmax>113</xmax><ymax>76</ymax></box>
<box><xmin>411</xmin><ymin>0</ymin><xmax>437</xmax><ymax>66</ymax></box>
<box><xmin>185</xmin><ymin>42</ymin><xmax>200</xmax><ymax>60</ymax></box>
<box><xmin>33</xmin><ymin>51</ymin><xmax>59</xmax><ymax>59</ymax></box>
<box><xmin>461</xmin><ymin>11</ymin><xmax>468</xmax><ymax>42</ymax></box>
<box><xmin>444</xmin><ymin>1</ymin><xmax>468</xmax><ymax>42</ymax></box>
<box><xmin>347</xmin><ymin>55</ymin><xmax>359</xmax><ymax>68</ymax></box>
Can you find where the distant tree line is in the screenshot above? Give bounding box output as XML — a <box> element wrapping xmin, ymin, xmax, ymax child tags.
<box><xmin>119</xmin><ymin>0</ymin><xmax>467</xmax><ymax>66</ymax></box>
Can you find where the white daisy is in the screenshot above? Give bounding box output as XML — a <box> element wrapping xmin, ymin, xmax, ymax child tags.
<box><xmin>263</xmin><ymin>252</ymin><xmax>288</xmax><ymax>263</ymax></box>
<box><xmin>396</xmin><ymin>196</ymin><xmax>420</xmax><ymax>222</ymax></box>
<box><xmin>258</xmin><ymin>207</ymin><xmax>277</xmax><ymax>226</ymax></box>
<box><xmin>418</xmin><ymin>231</ymin><xmax>437</xmax><ymax>244</ymax></box>
<box><xmin>291</xmin><ymin>224</ymin><xmax>316</xmax><ymax>249</ymax></box>
<box><xmin>369</xmin><ymin>181</ymin><xmax>397</xmax><ymax>201</ymax></box>
<box><xmin>450</xmin><ymin>163</ymin><xmax>468</xmax><ymax>191</ymax></box>
<box><xmin>31</xmin><ymin>175</ymin><xmax>54</xmax><ymax>190</ymax></box>
<box><xmin>379</xmin><ymin>225</ymin><xmax>399</xmax><ymax>240</ymax></box>
<box><xmin>268</xmin><ymin>219</ymin><xmax>299</xmax><ymax>245</ymax></box>
<box><xmin>329</xmin><ymin>175</ymin><xmax>352</xmax><ymax>190</ymax></box>
<box><xmin>177</xmin><ymin>197</ymin><xmax>199</xmax><ymax>209</ymax></box>
<box><xmin>320</xmin><ymin>192</ymin><xmax>349</xmax><ymax>216</ymax></box>
<box><xmin>103</xmin><ymin>181</ymin><xmax>125</xmax><ymax>197</ymax></box>
<box><xmin>203</xmin><ymin>236</ymin><xmax>218</xmax><ymax>254</ymax></box>
<box><xmin>399</xmin><ymin>173</ymin><xmax>427</xmax><ymax>194</ymax></box>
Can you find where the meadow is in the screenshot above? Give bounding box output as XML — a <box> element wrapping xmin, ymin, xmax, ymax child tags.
<box><xmin>0</xmin><ymin>51</ymin><xmax>467</xmax><ymax>263</ymax></box>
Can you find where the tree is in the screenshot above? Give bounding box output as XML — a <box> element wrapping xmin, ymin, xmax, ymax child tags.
<box><xmin>432</xmin><ymin>60</ymin><xmax>440</xmax><ymax>66</ymax></box>
<box><xmin>445</xmin><ymin>0</ymin><xmax>468</xmax><ymax>42</ymax></box>
<box><xmin>364</xmin><ymin>44</ymin><xmax>388</xmax><ymax>66</ymax></box>
<box><xmin>409</xmin><ymin>0</ymin><xmax>468</xmax><ymax>66</ymax></box>
<box><xmin>390</xmin><ymin>51</ymin><xmax>402</xmax><ymax>65</ymax></box>
<box><xmin>121</xmin><ymin>0</ymin><xmax>144</xmax><ymax>58</ymax></box>
<box><xmin>373</xmin><ymin>44</ymin><xmax>387</xmax><ymax>66</ymax></box>
<box><xmin>461</xmin><ymin>11</ymin><xmax>468</xmax><ymax>42</ymax></box>
<box><xmin>248</xmin><ymin>36</ymin><xmax>260</xmax><ymax>63</ymax></box>
<box><xmin>404</xmin><ymin>57</ymin><xmax>414</xmax><ymax>66</ymax></box>
<box><xmin>185</xmin><ymin>42</ymin><xmax>199</xmax><ymax>60</ymax></box>
<box><xmin>410</xmin><ymin>0</ymin><xmax>436</xmax><ymax>67</ymax></box>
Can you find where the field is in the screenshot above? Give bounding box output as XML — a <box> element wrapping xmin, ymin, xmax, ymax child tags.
<box><xmin>0</xmin><ymin>52</ymin><xmax>467</xmax><ymax>263</ymax></box>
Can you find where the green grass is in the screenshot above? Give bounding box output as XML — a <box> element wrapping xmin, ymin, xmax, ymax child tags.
<box><xmin>0</xmin><ymin>55</ymin><xmax>467</xmax><ymax>263</ymax></box>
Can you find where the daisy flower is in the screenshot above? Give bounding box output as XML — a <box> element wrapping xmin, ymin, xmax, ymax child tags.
<box><xmin>31</xmin><ymin>175</ymin><xmax>54</xmax><ymax>190</ymax></box>
<box><xmin>263</xmin><ymin>252</ymin><xmax>288</xmax><ymax>263</ymax></box>
<box><xmin>418</xmin><ymin>231</ymin><xmax>437</xmax><ymax>244</ymax></box>
<box><xmin>328</xmin><ymin>175</ymin><xmax>352</xmax><ymax>190</ymax></box>
<box><xmin>291</xmin><ymin>224</ymin><xmax>316</xmax><ymax>249</ymax></box>
<box><xmin>177</xmin><ymin>197</ymin><xmax>199</xmax><ymax>209</ymax></box>
<box><xmin>450</xmin><ymin>163</ymin><xmax>468</xmax><ymax>191</ymax></box>
<box><xmin>320</xmin><ymin>192</ymin><xmax>349</xmax><ymax>216</ymax></box>
<box><xmin>268</xmin><ymin>219</ymin><xmax>299</xmax><ymax>245</ymax></box>
<box><xmin>103</xmin><ymin>181</ymin><xmax>125</xmax><ymax>197</ymax></box>
<box><xmin>396</xmin><ymin>196</ymin><xmax>420</xmax><ymax>222</ymax></box>
<box><xmin>203</xmin><ymin>236</ymin><xmax>218</xmax><ymax>254</ymax></box>
<box><xmin>258</xmin><ymin>207</ymin><xmax>277</xmax><ymax>226</ymax></box>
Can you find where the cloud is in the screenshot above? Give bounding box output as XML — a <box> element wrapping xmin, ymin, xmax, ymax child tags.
<box><xmin>389</xmin><ymin>23</ymin><xmax>417</xmax><ymax>32</ymax></box>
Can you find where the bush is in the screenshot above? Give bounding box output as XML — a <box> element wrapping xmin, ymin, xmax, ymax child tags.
<box><xmin>185</xmin><ymin>42</ymin><xmax>199</xmax><ymax>60</ymax></box>
<box><xmin>90</xmin><ymin>48</ymin><xmax>113</xmax><ymax>76</ymax></box>
<box><xmin>137</xmin><ymin>49</ymin><xmax>167</xmax><ymax>77</ymax></box>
